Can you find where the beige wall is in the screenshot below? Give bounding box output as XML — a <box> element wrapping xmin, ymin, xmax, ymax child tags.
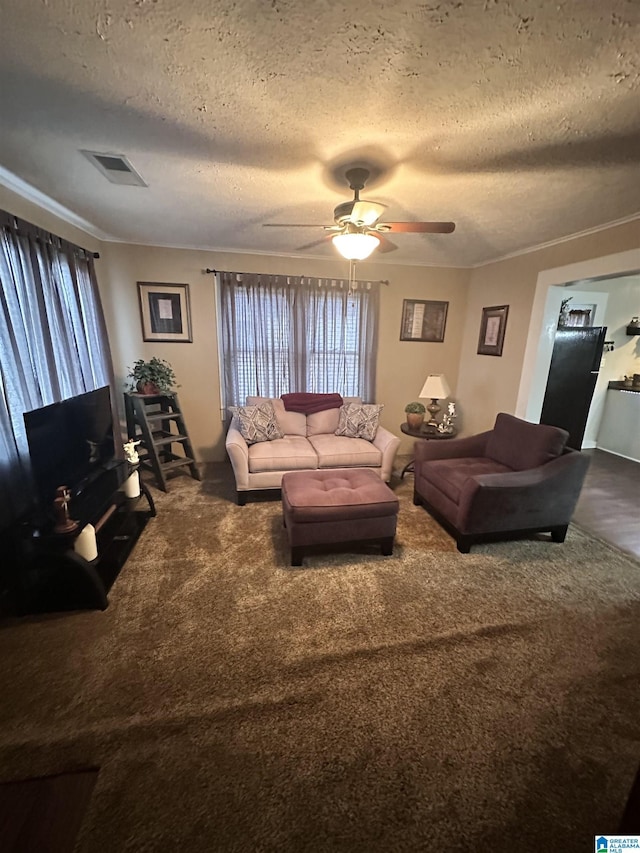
<box><xmin>458</xmin><ymin>220</ymin><xmax>640</xmax><ymax>437</ymax></box>
<box><xmin>99</xmin><ymin>243</ymin><xmax>470</xmax><ymax>460</ymax></box>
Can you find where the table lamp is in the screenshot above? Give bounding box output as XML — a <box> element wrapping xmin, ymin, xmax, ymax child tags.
<box><xmin>419</xmin><ymin>374</ymin><xmax>451</xmax><ymax>429</ymax></box>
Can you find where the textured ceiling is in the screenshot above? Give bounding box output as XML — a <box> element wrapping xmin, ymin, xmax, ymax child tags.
<box><xmin>1</xmin><ymin>0</ymin><xmax>639</xmax><ymax>267</ymax></box>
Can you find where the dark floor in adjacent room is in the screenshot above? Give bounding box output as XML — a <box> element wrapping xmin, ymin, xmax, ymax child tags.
<box><xmin>572</xmin><ymin>448</ymin><xmax>640</xmax><ymax>560</ymax></box>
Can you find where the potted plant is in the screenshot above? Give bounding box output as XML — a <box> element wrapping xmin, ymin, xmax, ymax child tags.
<box><xmin>127</xmin><ymin>357</ymin><xmax>178</xmax><ymax>395</ymax></box>
<box><xmin>404</xmin><ymin>401</ymin><xmax>426</xmax><ymax>430</ymax></box>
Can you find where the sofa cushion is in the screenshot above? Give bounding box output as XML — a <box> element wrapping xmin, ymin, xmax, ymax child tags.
<box><xmin>307</xmin><ymin>396</ymin><xmax>361</xmax><ymax>435</ymax></box>
<box><xmin>306</xmin><ymin>406</ymin><xmax>341</xmax><ymax>436</ymax></box>
<box><xmin>422</xmin><ymin>457</ymin><xmax>512</xmax><ymax>505</ymax></box>
<box><xmin>308</xmin><ymin>434</ymin><xmax>382</xmax><ymax>469</ymax></box>
<box><xmin>246</xmin><ymin>397</ymin><xmax>307</xmax><ymax>436</ymax></box>
<box><xmin>486</xmin><ymin>413</ymin><xmax>569</xmax><ymax>471</ymax></box>
<box><xmin>335</xmin><ymin>402</ymin><xmax>383</xmax><ymax>441</ymax></box>
<box><xmin>248</xmin><ymin>436</ymin><xmax>319</xmax><ymax>473</ymax></box>
<box><xmin>230</xmin><ymin>401</ymin><xmax>283</xmax><ymax>445</ymax></box>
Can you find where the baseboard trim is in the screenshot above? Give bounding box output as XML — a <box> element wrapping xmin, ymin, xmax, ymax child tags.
<box><xmin>595</xmin><ymin>447</ymin><xmax>640</xmax><ymax>465</ymax></box>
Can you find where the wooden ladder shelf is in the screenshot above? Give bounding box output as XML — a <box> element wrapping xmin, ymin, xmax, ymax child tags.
<box><xmin>124</xmin><ymin>392</ymin><xmax>201</xmax><ymax>492</ymax></box>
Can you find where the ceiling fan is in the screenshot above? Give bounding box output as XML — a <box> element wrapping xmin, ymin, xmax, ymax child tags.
<box><xmin>264</xmin><ymin>167</ymin><xmax>455</xmax><ymax>259</ymax></box>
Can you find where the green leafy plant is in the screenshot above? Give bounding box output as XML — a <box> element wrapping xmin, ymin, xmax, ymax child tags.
<box><xmin>404</xmin><ymin>401</ymin><xmax>426</xmax><ymax>414</ymax></box>
<box><xmin>127</xmin><ymin>357</ymin><xmax>178</xmax><ymax>394</ymax></box>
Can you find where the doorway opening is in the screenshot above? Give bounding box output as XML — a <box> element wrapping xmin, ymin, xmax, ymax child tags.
<box><xmin>516</xmin><ymin>248</ymin><xmax>640</xmax><ymax>451</ymax></box>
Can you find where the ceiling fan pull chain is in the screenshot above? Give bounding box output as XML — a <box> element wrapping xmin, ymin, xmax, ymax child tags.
<box><xmin>348</xmin><ymin>259</ymin><xmax>357</xmax><ymax>296</ymax></box>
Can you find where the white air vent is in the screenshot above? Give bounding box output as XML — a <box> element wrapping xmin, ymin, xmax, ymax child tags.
<box><xmin>81</xmin><ymin>150</ymin><xmax>147</xmax><ymax>187</ymax></box>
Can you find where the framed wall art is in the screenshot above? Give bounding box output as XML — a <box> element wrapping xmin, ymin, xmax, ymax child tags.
<box><xmin>400</xmin><ymin>299</ymin><xmax>449</xmax><ymax>342</ymax></box>
<box><xmin>137</xmin><ymin>282</ymin><xmax>192</xmax><ymax>343</ymax></box>
<box><xmin>477</xmin><ymin>304</ymin><xmax>509</xmax><ymax>356</ymax></box>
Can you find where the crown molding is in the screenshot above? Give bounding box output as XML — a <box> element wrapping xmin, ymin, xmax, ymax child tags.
<box><xmin>0</xmin><ymin>166</ymin><xmax>112</xmax><ymax>241</ymax></box>
<box><xmin>473</xmin><ymin>211</ymin><xmax>640</xmax><ymax>268</ymax></box>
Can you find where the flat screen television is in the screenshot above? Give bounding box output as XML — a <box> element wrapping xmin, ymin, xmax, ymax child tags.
<box><xmin>24</xmin><ymin>385</ymin><xmax>118</xmax><ymax>511</ymax></box>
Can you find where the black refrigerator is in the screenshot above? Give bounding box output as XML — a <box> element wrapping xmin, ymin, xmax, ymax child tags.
<box><xmin>540</xmin><ymin>326</ymin><xmax>607</xmax><ymax>449</ymax></box>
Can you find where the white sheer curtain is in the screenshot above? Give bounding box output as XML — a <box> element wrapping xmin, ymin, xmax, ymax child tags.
<box><xmin>218</xmin><ymin>272</ymin><xmax>380</xmax><ymax>409</ymax></box>
<box><xmin>0</xmin><ymin>212</ymin><xmax>114</xmax><ymax>526</ymax></box>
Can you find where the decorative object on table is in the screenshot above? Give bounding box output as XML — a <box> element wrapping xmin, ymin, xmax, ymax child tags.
<box><xmin>123</xmin><ymin>439</ymin><xmax>141</xmax><ymax>464</ymax></box>
<box><xmin>623</xmin><ymin>375</ymin><xmax>634</xmax><ymax>387</ymax></box>
<box><xmin>126</xmin><ymin>357</ymin><xmax>178</xmax><ymax>395</ymax></box>
<box><xmin>124</xmin><ymin>471</ymin><xmax>141</xmax><ymax>498</ymax></box>
<box><xmin>438</xmin><ymin>401</ymin><xmax>457</xmax><ymax>434</ymax></box>
<box><xmin>400</xmin><ymin>299</ymin><xmax>448</xmax><ymax>342</ymax></box>
<box><xmin>74</xmin><ymin>523</ymin><xmax>98</xmax><ymax>561</ymax></box>
<box><xmin>137</xmin><ymin>282</ymin><xmax>192</xmax><ymax>343</ymax></box>
<box><xmin>627</xmin><ymin>316</ymin><xmax>640</xmax><ymax>335</ymax></box>
<box><xmin>123</xmin><ymin>439</ymin><xmax>142</xmax><ymax>497</ymax></box>
<box><xmin>418</xmin><ymin>374</ymin><xmax>451</xmax><ymax>430</ymax></box>
<box><xmin>404</xmin><ymin>401</ymin><xmax>426</xmax><ymax>430</ymax></box>
<box><xmin>634</xmin><ymin>374</ymin><xmax>640</xmax><ymax>388</ymax></box>
<box><xmin>52</xmin><ymin>486</ymin><xmax>78</xmax><ymax>534</ymax></box>
<box><xmin>477</xmin><ymin>305</ymin><xmax>509</xmax><ymax>356</ymax></box>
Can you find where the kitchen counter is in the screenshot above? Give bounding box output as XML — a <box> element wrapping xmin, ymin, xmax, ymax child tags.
<box><xmin>607</xmin><ymin>381</ymin><xmax>640</xmax><ymax>394</ymax></box>
<box><xmin>598</xmin><ymin>384</ymin><xmax>640</xmax><ymax>462</ymax></box>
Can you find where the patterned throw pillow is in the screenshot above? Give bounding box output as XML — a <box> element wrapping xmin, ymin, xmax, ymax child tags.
<box><xmin>335</xmin><ymin>403</ymin><xmax>383</xmax><ymax>442</ymax></box>
<box><xmin>230</xmin><ymin>401</ymin><xmax>284</xmax><ymax>445</ymax></box>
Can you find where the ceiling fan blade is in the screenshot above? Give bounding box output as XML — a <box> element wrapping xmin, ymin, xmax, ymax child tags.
<box><xmin>383</xmin><ymin>221</ymin><xmax>456</xmax><ymax>234</ymax></box>
<box><xmin>374</xmin><ymin>233</ymin><xmax>398</xmax><ymax>253</ymax></box>
<box><xmin>296</xmin><ymin>235</ymin><xmax>333</xmax><ymax>251</ymax></box>
<box><xmin>350</xmin><ymin>200</ymin><xmax>387</xmax><ymax>226</ymax></box>
<box><xmin>263</xmin><ymin>223</ymin><xmax>328</xmax><ymax>228</ymax></box>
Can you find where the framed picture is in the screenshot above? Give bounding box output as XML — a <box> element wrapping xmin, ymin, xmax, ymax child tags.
<box><xmin>563</xmin><ymin>303</ymin><xmax>597</xmax><ymax>328</ymax></box>
<box><xmin>137</xmin><ymin>282</ymin><xmax>192</xmax><ymax>343</ymax></box>
<box><xmin>400</xmin><ymin>299</ymin><xmax>449</xmax><ymax>342</ymax></box>
<box><xmin>477</xmin><ymin>305</ymin><xmax>509</xmax><ymax>356</ymax></box>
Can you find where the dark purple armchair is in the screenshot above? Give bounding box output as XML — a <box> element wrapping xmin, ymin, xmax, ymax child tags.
<box><xmin>412</xmin><ymin>413</ymin><xmax>590</xmax><ymax>553</ymax></box>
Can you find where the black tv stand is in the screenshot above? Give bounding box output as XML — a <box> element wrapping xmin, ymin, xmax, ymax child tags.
<box><xmin>8</xmin><ymin>461</ymin><xmax>156</xmax><ymax>614</ymax></box>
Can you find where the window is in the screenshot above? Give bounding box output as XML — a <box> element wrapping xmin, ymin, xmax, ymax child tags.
<box><xmin>218</xmin><ymin>272</ymin><xmax>380</xmax><ymax>409</ymax></box>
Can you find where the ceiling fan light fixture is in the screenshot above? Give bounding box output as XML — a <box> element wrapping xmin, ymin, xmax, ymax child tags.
<box><xmin>332</xmin><ymin>230</ymin><xmax>380</xmax><ymax>260</ymax></box>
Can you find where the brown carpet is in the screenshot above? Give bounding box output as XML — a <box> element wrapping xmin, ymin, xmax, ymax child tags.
<box><xmin>1</xmin><ymin>464</ymin><xmax>639</xmax><ymax>852</ymax></box>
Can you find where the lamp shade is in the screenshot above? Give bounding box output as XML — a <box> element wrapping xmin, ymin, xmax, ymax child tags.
<box><xmin>332</xmin><ymin>231</ymin><xmax>380</xmax><ymax>261</ymax></box>
<box><xmin>419</xmin><ymin>374</ymin><xmax>450</xmax><ymax>400</ymax></box>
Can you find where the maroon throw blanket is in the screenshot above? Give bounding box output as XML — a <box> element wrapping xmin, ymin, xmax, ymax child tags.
<box><xmin>281</xmin><ymin>393</ymin><xmax>344</xmax><ymax>414</ymax></box>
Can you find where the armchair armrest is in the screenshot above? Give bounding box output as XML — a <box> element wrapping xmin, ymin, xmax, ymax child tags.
<box><xmin>225</xmin><ymin>423</ymin><xmax>250</xmax><ymax>490</ymax></box>
<box><xmin>373</xmin><ymin>425</ymin><xmax>401</xmax><ymax>482</ymax></box>
<box><xmin>458</xmin><ymin>450</ymin><xmax>590</xmax><ymax>533</ymax></box>
<box><xmin>414</xmin><ymin>430</ymin><xmax>491</xmax><ymax>463</ymax></box>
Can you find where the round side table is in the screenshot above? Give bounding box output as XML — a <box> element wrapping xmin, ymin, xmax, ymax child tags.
<box><xmin>399</xmin><ymin>422</ymin><xmax>458</xmax><ymax>478</ymax></box>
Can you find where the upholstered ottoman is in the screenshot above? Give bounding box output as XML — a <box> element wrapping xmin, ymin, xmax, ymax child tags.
<box><xmin>281</xmin><ymin>469</ymin><xmax>399</xmax><ymax>566</ymax></box>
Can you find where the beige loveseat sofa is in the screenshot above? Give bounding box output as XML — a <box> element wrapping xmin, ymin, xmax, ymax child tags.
<box><xmin>225</xmin><ymin>396</ymin><xmax>400</xmax><ymax>504</ymax></box>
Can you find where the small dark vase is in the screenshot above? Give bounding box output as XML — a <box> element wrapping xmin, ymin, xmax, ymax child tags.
<box><xmin>137</xmin><ymin>381</ymin><xmax>160</xmax><ymax>395</ymax></box>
